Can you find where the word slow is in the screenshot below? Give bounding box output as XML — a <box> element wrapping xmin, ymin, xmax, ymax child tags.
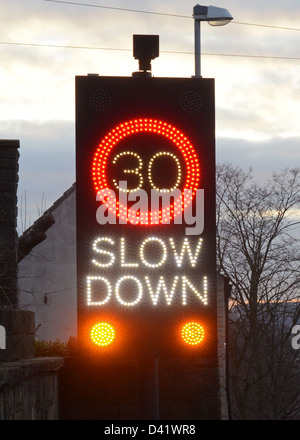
<box><xmin>91</xmin><ymin>236</ymin><xmax>203</xmax><ymax>269</ymax></box>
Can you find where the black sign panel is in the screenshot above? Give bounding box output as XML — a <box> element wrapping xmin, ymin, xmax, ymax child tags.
<box><xmin>75</xmin><ymin>75</ymin><xmax>216</xmax><ymax>359</ymax></box>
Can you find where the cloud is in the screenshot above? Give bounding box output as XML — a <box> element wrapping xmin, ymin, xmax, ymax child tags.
<box><xmin>216</xmin><ymin>136</ymin><xmax>300</xmax><ymax>183</ymax></box>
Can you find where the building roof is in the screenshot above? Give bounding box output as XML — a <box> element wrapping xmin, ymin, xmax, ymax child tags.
<box><xmin>18</xmin><ymin>183</ymin><xmax>76</xmax><ymax>262</ymax></box>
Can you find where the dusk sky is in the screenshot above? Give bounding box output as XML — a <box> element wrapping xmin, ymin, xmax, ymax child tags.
<box><xmin>1</xmin><ymin>0</ymin><xmax>300</xmax><ymax>229</ymax></box>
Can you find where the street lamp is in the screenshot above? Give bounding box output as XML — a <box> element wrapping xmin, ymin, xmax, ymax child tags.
<box><xmin>193</xmin><ymin>4</ymin><xmax>233</xmax><ymax>77</ymax></box>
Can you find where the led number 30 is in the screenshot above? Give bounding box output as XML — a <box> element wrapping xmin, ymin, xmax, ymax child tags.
<box><xmin>112</xmin><ymin>151</ymin><xmax>182</xmax><ymax>193</ymax></box>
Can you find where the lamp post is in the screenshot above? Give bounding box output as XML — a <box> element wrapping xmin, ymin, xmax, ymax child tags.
<box><xmin>193</xmin><ymin>4</ymin><xmax>233</xmax><ymax>78</ymax></box>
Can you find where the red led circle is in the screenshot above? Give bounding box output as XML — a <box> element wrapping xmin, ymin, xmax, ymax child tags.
<box><xmin>92</xmin><ymin>118</ymin><xmax>200</xmax><ymax>224</ymax></box>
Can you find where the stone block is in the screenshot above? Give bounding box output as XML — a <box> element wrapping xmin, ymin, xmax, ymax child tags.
<box><xmin>0</xmin><ymin>204</ymin><xmax>18</xmax><ymax>226</ymax></box>
<box><xmin>0</xmin><ymin>308</ymin><xmax>35</xmax><ymax>335</ymax></box>
<box><xmin>0</xmin><ymin>181</ymin><xmax>18</xmax><ymax>193</ymax></box>
<box><xmin>0</xmin><ymin>308</ymin><xmax>35</xmax><ymax>361</ymax></box>
<box><xmin>0</xmin><ymin>168</ymin><xmax>18</xmax><ymax>183</ymax></box>
<box><xmin>0</xmin><ymin>158</ymin><xmax>19</xmax><ymax>171</ymax></box>
<box><xmin>0</xmin><ymin>140</ymin><xmax>20</xmax><ymax>155</ymax></box>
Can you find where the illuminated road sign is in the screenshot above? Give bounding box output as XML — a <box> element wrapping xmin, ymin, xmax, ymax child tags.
<box><xmin>75</xmin><ymin>75</ymin><xmax>216</xmax><ymax>359</ymax></box>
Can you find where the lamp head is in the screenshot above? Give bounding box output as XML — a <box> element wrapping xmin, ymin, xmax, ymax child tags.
<box><xmin>193</xmin><ymin>4</ymin><xmax>233</xmax><ymax>26</ymax></box>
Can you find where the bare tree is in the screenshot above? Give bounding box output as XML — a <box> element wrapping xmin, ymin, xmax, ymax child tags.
<box><xmin>216</xmin><ymin>164</ymin><xmax>300</xmax><ymax>419</ymax></box>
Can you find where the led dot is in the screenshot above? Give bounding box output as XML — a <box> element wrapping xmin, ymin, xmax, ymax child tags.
<box><xmin>90</xmin><ymin>322</ymin><xmax>115</xmax><ymax>346</ymax></box>
<box><xmin>181</xmin><ymin>322</ymin><xmax>205</xmax><ymax>345</ymax></box>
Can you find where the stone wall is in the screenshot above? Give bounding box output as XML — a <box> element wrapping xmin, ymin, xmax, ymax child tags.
<box><xmin>0</xmin><ymin>139</ymin><xmax>35</xmax><ymax>362</ymax></box>
<box><xmin>0</xmin><ymin>140</ymin><xmax>19</xmax><ymax>306</ymax></box>
<box><xmin>0</xmin><ymin>357</ymin><xmax>64</xmax><ymax>420</ymax></box>
<box><xmin>0</xmin><ymin>139</ymin><xmax>64</xmax><ymax>420</ymax></box>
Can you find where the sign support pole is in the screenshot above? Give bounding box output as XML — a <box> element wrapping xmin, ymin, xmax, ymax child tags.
<box><xmin>194</xmin><ymin>18</ymin><xmax>201</xmax><ymax>78</ymax></box>
<box><xmin>139</xmin><ymin>358</ymin><xmax>159</xmax><ymax>420</ymax></box>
